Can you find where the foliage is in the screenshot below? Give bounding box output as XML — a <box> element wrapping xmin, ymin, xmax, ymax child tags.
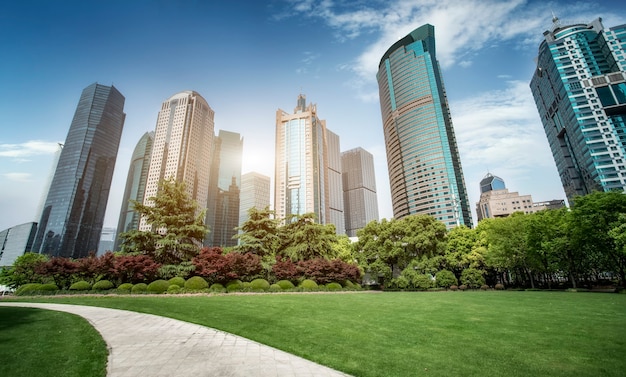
<box><xmin>117</xmin><ymin>283</ymin><xmax>133</xmax><ymax>291</ymax></box>
<box><xmin>272</xmin><ymin>256</ymin><xmax>300</xmax><ymax>282</ymax></box>
<box><xmin>276</xmin><ymin>280</ymin><xmax>295</xmax><ymax>290</ymax></box>
<box><xmin>461</xmin><ymin>268</ymin><xmax>485</xmax><ymax>289</ymax></box>
<box><xmin>209</xmin><ymin>283</ymin><xmax>225</xmax><ymax>292</ymax></box>
<box><xmin>118</xmin><ymin>178</ymin><xmax>207</xmax><ymax>264</ymax></box>
<box><xmin>69</xmin><ymin>281</ymin><xmax>92</xmax><ymax>291</ymax></box>
<box><xmin>249</xmin><ymin>278</ymin><xmax>270</xmax><ymax>291</ymax></box>
<box><xmin>299</xmin><ymin>279</ymin><xmax>318</xmax><ymax>290</ymax></box>
<box><xmin>269</xmin><ymin>283</ymin><xmax>282</xmax><ymax>292</ymax></box>
<box><xmin>0</xmin><ymin>252</ymin><xmax>48</xmax><ymax>288</ymax></box>
<box><xmin>277</xmin><ymin>213</ymin><xmax>339</xmax><ymax>261</ymax></box>
<box><xmin>147</xmin><ymin>279</ymin><xmax>170</xmax><ymax>293</ymax></box>
<box><xmin>158</xmin><ymin>262</ymin><xmax>195</xmax><ymax>280</ymax></box>
<box><xmin>192</xmin><ymin>247</ymin><xmax>262</xmax><ymax>284</ymax></box>
<box><xmin>413</xmin><ymin>274</ymin><xmax>432</xmax><ymax>290</ymax></box>
<box><xmin>131</xmin><ymin>283</ymin><xmax>147</xmax><ymax>293</ymax></box>
<box><xmin>167</xmin><ymin>284</ymin><xmax>181</xmax><ymax>293</ymax></box>
<box><xmin>184</xmin><ymin>276</ymin><xmax>208</xmax><ymax>290</ymax></box>
<box><xmin>435</xmin><ymin>270</ymin><xmax>458</xmax><ymax>288</ymax></box>
<box><xmin>168</xmin><ymin>276</ymin><xmax>186</xmax><ymax>287</ymax></box>
<box><xmin>92</xmin><ymin>280</ymin><xmax>114</xmax><ymax>290</ymax></box>
<box><xmin>326</xmin><ymin>282</ymin><xmax>342</xmax><ymax>291</ymax></box>
<box><xmin>112</xmin><ymin>255</ymin><xmax>161</xmax><ymax>284</ymax></box>
<box><xmin>15</xmin><ymin>283</ymin><xmax>44</xmax><ymax>296</ymax></box>
<box><xmin>234</xmin><ymin>207</ymin><xmax>280</xmax><ymax>257</ymax></box>
<box><xmin>226</xmin><ymin>279</ymin><xmax>243</xmax><ymax>291</ymax></box>
<box><xmin>36</xmin><ymin>257</ymin><xmax>78</xmax><ymax>289</ymax></box>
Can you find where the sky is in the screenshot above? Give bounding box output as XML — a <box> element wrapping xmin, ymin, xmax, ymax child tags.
<box><xmin>1</xmin><ymin>0</ymin><xmax>626</xmax><ymax>233</ymax></box>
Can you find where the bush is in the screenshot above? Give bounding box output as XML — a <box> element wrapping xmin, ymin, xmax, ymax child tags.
<box><xmin>300</xmin><ymin>279</ymin><xmax>318</xmax><ymax>290</ymax></box>
<box><xmin>450</xmin><ymin>285</ymin><xmax>459</xmax><ymax>291</ymax></box>
<box><xmin>391</xmin><ymin>276</ymin><xmax>409</xmax><ymax>289</ymax></box>
<box><xmin>131</xmin><ymin>283</ymin><xmax>148</xmax><ymax>293</ymax></box>
<box><xmin>458</xmin><ymin>285</ymin><xmax>468</xmax><ymax>291</ymax></box>
<box><xmin>39</xmin><ymin>283</ymin><xmax>59</xmax><ymax>292</ymax></box>
<box><xmin>147</xmin><ymin>279</ymin><xmax>170</xmax><ymax>294</ymax></box>
<box><xmin>209</xmin><ymin>283</ymin><xmax>225</xmax><ymax>293</ymax></box>
<box><xmin>460</xmin><ymin>268</ymin><xmax>485</xmax><ymax>289</ymax></box>
<box><xmin>69</xmin><ymin>281</ymin><xmax>92</xmax><ymax>291</ymax></box>
<box><xmin>226</xmin><ymin>279</ymin><xmax>243</xmax><ymax>292</ymax></box>
<box><xmin>92</xmin><ymin>280</ymin><xmax>114</xmax><ymax>291</ymax></box>
<box><xmin>167</xmin><ymin>284</ymin><xmax>181</xmax><ymax>293</ymax></box>
<box><xmin>16</xmin><ymin>283</ymin><xmax>43</xmax><ymax>296</ymax></box>
<box><xmin>480</xmin><ymin>284</ymin><xmax>490</xmax><ymax>291</ymax></box>
<box><xmin>117</xmin><ymin>283</ymin><xmax>133</xmax><ymax>292</ymax></box>
<box><xmin>413</xmin><ymin>274</ymin><xmax>432</xmax><ymax>290</ymax></box>
<box><xmin>269</xmin><ymin>284</ymin><xmax>282</xmax><ymax>292</ymax></box>
<box><xmin>435</xmin><ymin>270</ymin><xmax>458</xmax><ymax>288</ymax></box>
<box><xmin>168</xmin><ymin>277</ymin><xmax>186</xmax><ymax>288</ymax></box>
<box><xmin>343</xmin><ymin>280</ymin><xmax>355</xmax><ymax>288</ymax></box>
<box><xmin>250</xmin><ymin>278</ymin><xmax>270</xmax><ymax>291</ymax></box>
<box><xmin>494</xmin><ymin>283</ymin><xmax>505</xmax><ymax>290</ymax></box>
<box><xmin>327</xmin><ymin>282</ymin><xmax>342</xmax><ymax>291</ymax></box>
<box><xmin>185</xmin><ymin>276</ymin><xmax>208</xmax><ymax>290</ymax></box>
<box><xmin>276</xmin><ymin>280</ymin><xmax>295</xmax><ymax>290</ymax></box>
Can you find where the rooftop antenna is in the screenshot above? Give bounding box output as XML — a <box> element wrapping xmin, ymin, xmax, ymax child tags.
<box><xmin>551</xmin><ymin>10</ymin><xmax>561</xmax><ymax>26</ymax></box>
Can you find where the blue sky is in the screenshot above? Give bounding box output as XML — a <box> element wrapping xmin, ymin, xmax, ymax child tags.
<box><xmin>1</xmin><ymin>0</ymin><xmax>626</xmax><ymax>232</ymax></box>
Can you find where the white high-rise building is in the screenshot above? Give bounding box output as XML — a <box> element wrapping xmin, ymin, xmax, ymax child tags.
<box><xmin>238</xmin><ymin>172</ymin><xmax>271</xmax><ymax>229</ymax></box>
<box><xmin>342</xmin><ymin>147</ymin><xmax>379</xmax><ymax>237</ymax></box>
<box><xmin>140</xmin><ymin>91</ymin><xmax>214</xmax><ymax>231</ymax></box>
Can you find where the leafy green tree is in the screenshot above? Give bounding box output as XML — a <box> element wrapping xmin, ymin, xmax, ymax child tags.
<box><xmin>332</xmin><ymin>235</ymin><xmax>357</xmax><ymax>263</ymax></box>
<box><xmin>277</xmin><ymin>213</ymin><xmax>338</xmax><ymax>261</ymax></box>
<box><xmin>119</xmin><ymin>178</ymin><xmax>207</xmax><ymax>264</ymax></box>
<box><xmin>461</xmin><ymin>268</ymin><xmax>486</xmax><ymax>288</ymax></box>
<box><xmin>234</xmin><ymin>206</ymin><xmax>280</xmax><ymax>257</ymax></box>
<box><xmin>608</xmin><ymin>213</ymin><xmax>626</xmax><ymax>286</ymax></box>
<box><xmin>435</xmin><ymin>269</ymin><xmax>458</xmax><ymax>288</ymax></box>
<box><xmin>443</xmin><ymin>225</ymin><xmax>477</xmax><ymax>276</ymax></box>
<box><xmin>0</xmin><ymin>252</ymin><xmax>49</xmax><ymax>288</ymax></box>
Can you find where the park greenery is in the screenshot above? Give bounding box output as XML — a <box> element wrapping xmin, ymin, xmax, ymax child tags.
<box><xmin>1</xmin><ymin>177</ymin><xmax>626</xmax><ymax>293</ymax></box>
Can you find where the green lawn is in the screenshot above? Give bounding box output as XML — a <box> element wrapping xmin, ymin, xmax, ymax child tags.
<box><xmin>7</xmin><ymin>291</ymin><xmax>626</xmax><ymax>377</ymax></box>
<box><xmin>0</xmin><ymin>306</ymin><xmax>107</xmax><ymax>377</ymax></box>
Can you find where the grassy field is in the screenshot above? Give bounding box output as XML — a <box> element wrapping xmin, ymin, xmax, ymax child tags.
<box><xmin>0</xmin><ymin>306</ymin><xmax>107</xmax><ymax>377</ymax></box>
<box><xmin>5</xmin><ymin>291</ymin><xmax>626</xmax><ymax>377</ymax></box>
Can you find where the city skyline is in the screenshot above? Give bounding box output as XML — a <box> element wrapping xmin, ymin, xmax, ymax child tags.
<box><xmin>2</xmin><ymin>1</ymin><xmax>626</xmax><ymax>232</ymax></box>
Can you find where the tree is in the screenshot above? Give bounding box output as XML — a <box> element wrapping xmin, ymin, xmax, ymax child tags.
<box><xmin>235</xmin><ymin>206</ymin><xmax>280</xmax><ymax>257</ymax></box>
<box><xmin>0</xmin><ymin>252</ymin><xmax>49</xmax><ymax>288</ymax></box>
<box><xmin>36</xmin><ymin>257</ymin><xmax>79</xmax><ymax>289</ymax></box>
<box><xmin>435</xmin><ymin>269</ymin><xmax>458</xmax><ymax>288</ymax></box>
<box><xmin>119</xmin><ymin>178</ymin><xmax>207</xmax><ymax>264</ymax></box>
<box><xmin>461</xmin><ymin>268</ymin><xmax>486</xmax><ymax>288</ymax></box>
<box><xmin>277</xmin><ymin>213</ymin><xmax>339</xmax><ymax>261</ymax></box>
<box><xmin>608</xmin><ymin>214</ymin><xmax>626</xmax><ymax>286</ymax></box>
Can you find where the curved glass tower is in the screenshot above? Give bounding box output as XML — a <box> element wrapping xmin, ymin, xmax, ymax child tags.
<box><xmin>530</xmin><ymin>18</ymin><xmax>626</xmax><ymax>201</ymax></box>
<box><xmin>377</xmin><ymin>24</ymin><xmax>472</xmax><ymax>228</ymax></box>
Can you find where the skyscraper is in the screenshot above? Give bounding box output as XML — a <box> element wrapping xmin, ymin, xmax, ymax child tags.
<box><xmin>530</xmin><ymin>17</ymin><xmax>626</xmax><ymax>202</ymax></box>
<box><xmin>33</xmin><ymin>83</ymin><xmax>126</xmax><ymax>258</ymax></box>
<box><xmin>275</xmin><ymin>94</ymin><xmax>345</xmax><ymax>232</ymax></box>
<box><xmin>113</xmin><ymin>131</ymin><xmax>154</xmax><ymax>251</ymax></box>
<box><xmin>377</xmin><ymin>24</ymin><xmax>472</xmax><ymax>229</ymax></box>
<box><xmin>140</xmin><ymin>91</ymin><xmax>214</xmax><ymax>231</ymax></box>
<box><xmin>238</xmin><ymin>172</ymin><xmax>271</xmax><ymax>230</ymax></box>
<box><xmin>205</xmin><ymin>130</ymin><xmax>243</xmax><ymax>247</ymax></box>
<box><xmin>341</xmin><ymin>147</ymin><xmax>379</xmax><ymax>237</ymax></box>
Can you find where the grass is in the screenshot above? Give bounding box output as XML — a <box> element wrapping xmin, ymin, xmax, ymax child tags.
<box><xmin>6</xmin><ymin>291</ymin><xmax>626</xmax><ymax>377</ymax></box>
<box><xmin>0</xmin><ymin>306</ymin><xmax>107</xmax><ymax>377</ymax></box>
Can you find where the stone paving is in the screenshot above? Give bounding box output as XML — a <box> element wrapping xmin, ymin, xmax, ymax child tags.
<box><xmin>0</xmin><ymin>302</ymin><xmax>352</xmax><ymax>377</ymax></box>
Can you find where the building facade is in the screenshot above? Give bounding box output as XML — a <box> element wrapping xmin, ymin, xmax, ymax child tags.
<box><xmin>341</xmin><ymin>147</ymin><xmax>379</xmax><ymax>237</ymax></box>
<box><xmin>114</xmin><ymin>131</ymin><xmax>154</xmax><ymax>251</ymax></box>
<box><xmin>33</xmin><ymin>83</ymin><xmax>126</xmax><ymax>258</ymax></box>
<box><xmin>0</xmin><ymin>222</ymin><xmax>37</xmax><ymax>267</ymax></box>
<box><xmin>530</xmin><ymin>17</ymin><xmax>626</xmax><ymax>202</ymax></box>
<box><xmin>238</xmin><ymin>172</ymin><xmax>271</xmax><ymax>232</ymax></box>
<box><xmin>274</xmin><ymin>94</ymin><xmax>345</xmax><ymax>232</ymax></box>
<box><xmin>205</xmin><ymin>130</ymin><xmax>243</xmax><ymax>247</ymax></box>
<box><xmin>376</xmin><ymin>24</ymin><xmax>472</xmax><ymax>229</ymax></box>
<box><xmin>140</xmin><ymin>91</ymin><xmax>214</xmax><ymax>231</ymax></box>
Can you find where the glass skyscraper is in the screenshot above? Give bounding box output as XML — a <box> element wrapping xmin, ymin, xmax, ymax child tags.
<box><xmin>33</xmin><ymin>83</ymin><xmax>126</xmax><ymax>258</ymax></box>
<box><xmin>341</xmin><ymin>147</ymin><xmax>379</xmax><ymax>237</ymax></box>
<box><xmin>377</xmin><ymin>24</ymin><xmax>472</xmax><ymax>229</ymax></box>
<box><xmin>530</xmin><ymin>17</ymin><xmax>626</xmax><ymax>201</ymax></box>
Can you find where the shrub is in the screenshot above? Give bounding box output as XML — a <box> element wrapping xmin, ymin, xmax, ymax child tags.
<box><xmin>276</xmin><ymin>280</ymin><xmax>295</xmax><ymax>290</ymax></box>
<box><xmin>269</xmin><ymin>284</ymin><xmax>282</xmax><ymax>292</ymax></box>
<box><xmin>250</xmin><ymin>278</ymin><xmax>270</xmax><ymax>291</ymax></box>
<box><xmin>343</xmin><ymin>280</ymin><xmax>355</xmax><ymax>288</ymax></box>
<box><xmin>209</xmin><ymin>283</ymin><xmax>225</xmax><ymax>293</ymax></box>
<box><xmin>38</xmin><ymin>283</ymin><xmax>59</xmax><ymax>292</ymax></box>
<box><xmin>300</xmin><ymin>279</ymin><xmax>318</xmax><ymax>290</ymax></box>
<box><xmin>460</xmin><ymin>268</ymin><xmax>485</xmax><ymax>289</ymax></box>
<box><xmin>391</xmin><ymin>276</ymin><xmax>410</xmax><ymax>289</ymax></box>
<box><xmin>226</xmin><ymin>279</ymin><xmax>243</xmax><ymax>292</ymax></box>
<box><xmin>16</xmin><ymin>283</ymin><xmax>43</xmax><ymax>296</ymax></box>
<box><xmin>113</xmin><ymin>255</ymin><xmax>161</xmax><ymax>284</ymax></box>
<box><xmin>450</xmin><ymin>285</ymin><xmax>459</xmax><ymax>291</ymax></box>
<box><xmin>413</xmin><ymin>274</ymin><xmax>432</xmax><ymax>290</ymax></box>
<box><xmin>458</xmin><ymin>285</ymin><xmax>468</xmax><ymax>291</ymax></box>
<box><xmin>168</xmin><ymin>277</ymin><xmax>186</xmax><ymax>288</ymax></box>
<box><xmin>167</xmin><ymin>284</ymin><xmax>181</xmax><ymax>293</ymax></box>
<box><xmin>494</xmin><ymin>283</ymin><xmax>505</xmax><ymax>290</ymax></box>
<box><xmin>147</xmin><ymin>279</ymin><xmax>170</xmax><ymax>294</ymax></box>
<box><xmin>327</xmin><ymin>282</ymin><xmax>342</xmax><ymax>291</ymax></box>
<box><xmin>242</xmin><ymin>282</ymin><xmax>252</xmax><ymax>290</ymax></box>
<box><xmin>131</xmin><ymin>283</ymin><xmax>148</xmax><ymax>293</ymax></box>
<box><xmin>117</xmin><ymin>283</ymin><xmax>133</xmax><ymax>292</ymax></box>
<box><xmin>435</xmin><ymin>270</ymin><xmax>458</xmax><ymax>288</ymax></box>
<box><xmin>92</xmin><ymin>280</ymin><xmax>114</xmax><ymax>291</ymax></box>
<box><xmin>185</xmin><ymin>276</ymin><xmax>208</xmax><ymax>290</ymax></box>
<box><xmin>69</xmin><ymin>281</ymin><xmax>92</xmax><ymax>291</ymax></box>
<box><xmin>480</xmin><ymin>284</ymin><xmax>490</xmax><ymax>291</ymax></box>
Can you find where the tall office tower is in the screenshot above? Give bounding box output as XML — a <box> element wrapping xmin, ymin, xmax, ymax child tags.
<box><xmin>326</xmin><ymin>129</ymin><xmax>346</xmax><ymax>234</ymax></box>
<box><xmin>238</xmin><ymin>172</ymin><xmax>271</xmax><ymax>230</ymax></box>
<box><xmin>140</xmin><ymin>91</ymin><xmax>214</xmax><ymax>231</ymax></box>
<box><xmin>113</xmin><ymin>131</ymin><xmax>154</xmax><ymax>251</ymax></box>
<box><xmin>275</xmin><ymin>94</ymin><xmax>345</xmax><ymax>232</ymax></box>
<box><xmin>205</xmin><ymin>130</ymin><xmax>243</xmax><ymax>247</ymax></box>
<box><xmin>341</xmin><ymin>147</ymin><xmax>379</xmax><ymax>237</ymax></box>
<box><xmin>33</xmin><ymin>83</ymin><xmax>126</xmax><ymax>258</ymax></box>
<box><xmin>0</xmin><ymin>222</ymin><xmax>37</xmax><ymax>267</ymax></box>
<box><xmin>377</xmin><ymin>24</ymin><xmax>472</xmax><ymax>229</ymax></box>
<box><xmin>530</xmin><ymin>17</ymin><xmax>626</xmax><ymax>202</ymax></box>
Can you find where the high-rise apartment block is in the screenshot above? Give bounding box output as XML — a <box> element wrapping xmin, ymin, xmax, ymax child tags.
<box><xmin>33</xmin><ymin>83</ymin><xmax>126</xmax><ymax>258</ymax></box>
<box><xmin>205</xmin><ymin>130</ymin><xmax>243</xmax><ymax>247</ymax></box>
<box><xmin>530</xmin><ymin>17</ymin><xmax>626</xmax><ymax>202</ymax></box>
<box><xmin>274</xmin><ymin>95</ymin><xmax>345</xmax><ymax>232</ymax></box>
<box><xmin>114</xmin><ymin>131</ymin><xmax>154</xmax><ymax>251</ymax></box>
<box><xmin>238</xmin><ymin>172</ymin><xmax>271</xmax><ymax>230</ymax></box>
<box><xmin>140</xmin><ymin>91</ymin><xmax>214</xmax><ymax>231</ymax></box>
<box><xmin>377</xmin><ymin>24</ymin><xmax>472</xmax><ymax>229</ymax></box>
<box><xmin>341</xmin><ymin>147</ymin><xmax>379</xmax><ymax>237</ymax></box>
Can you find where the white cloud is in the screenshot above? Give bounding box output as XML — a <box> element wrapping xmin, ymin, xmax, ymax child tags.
<box><xmin>0</xmin><ymin>140</ymin><xmax>62</xmax><ymax>159</ymax></box>
<box><xmin>3</xmin><ymin>172</ymin><xmax>33</xmax><ymax>182</ymax></box>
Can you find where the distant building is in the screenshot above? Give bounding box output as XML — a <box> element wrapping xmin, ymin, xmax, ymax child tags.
<box><xmin>530</xmin><ymin>17</ymin><xmax>626</xmax><ymax>202</ymax></box>
<box><xmin>341</xmin><ymin>147</ymin><xmax>379</xmax><ymax>237</ymax></box>
<box><xmin>274</xmin><ymin>94</ymin><xmax>345</xmax><ymax>233</ymax></box>
<box><xmin>140</xmin><ymin>91</ymin><xmax>214</xmax><ymax>231</ymax></box>
<box><xmin>205</xmin><ymin>130</ymin><xmax>243</xmax><ymax>247</ymax></box>
<box><xmin>114</xmin><ymin>131</ymin><xmax>154</xmax><ymax>251</ymax></box>
<box><xmin>97</xmin><ymin>227</ymin><xmax>116</xmax><ymax>255</ymax></box>
<box><xmin>33</xmin><ymin>83</ymin><xmax>126</xmax><ymax>258</ymax></box>
<box><xmin>238</xmin><ymin>172</ymin><xmax>271</xmax><ymax>230</ymax></box>
<box><xmin>476</xmin><ymin>173</ymin><xmax>565</xmax><ymax>221</ymax></box>
<box><xmin>377</xmin><ymin>24</ymin><xmax>472</xmax><ymax>229</ymax></box>
<box><xmin>0</xmin><ymin>222</ymin><xmax>37</xmax><ymax>267</ymax></box>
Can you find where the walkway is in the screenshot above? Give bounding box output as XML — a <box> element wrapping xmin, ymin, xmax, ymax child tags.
<box><xmin>0</xmin><ymin>302</ymin><xmax>352</xmax><ymax>377</ymax></box>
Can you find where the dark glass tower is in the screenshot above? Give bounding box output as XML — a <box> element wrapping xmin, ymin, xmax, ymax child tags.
<box><xmin>33</xmin><ymin>83</ymin><xmax>126</xmax><ymax>258</ymax></box>
<box><xmin>113</xmin><ymin>131</ymin><xmax>154</xmax><ymax>251</ymax></box>
<box><xmin>377</xmin><ymin>24</ymin><xmax>472</xmax><ymax>228</ymax></box>
<box><xmin>530</xmin><ymin>18</ymin><xmax>626</xmax><ymax>202</ymax></box>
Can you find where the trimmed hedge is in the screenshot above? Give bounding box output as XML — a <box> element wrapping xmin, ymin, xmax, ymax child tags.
<box><xmin>185</xmin><ymin>276</ymin><xmax>208</xmax><ymax>290</ymax></box>
<box><xmin>69</xmin><ymin>281</ymin><xmax>92</xmax><ymax>291</ymax></box>
<box><xmin>327</xmin><ymin>282</ymin><xmax>342</xmax><ymax>291</ymax></box>
<box><xmin>92</xmin><ymin>280</ymin><xmax>114</xmax><ymax>290</ymax></box>
<box><xmin>250</xmin><ymin>278</ymin><xmax>270</xmax><ymax>291</ymax></box>
<box><xmin>209</xmin><ymin>283</ymin><xmax>226</xmax><ymax>293</ymax></box>
<box><xmin>117</xmin><ymin>283</ymin><xmax>133</xmax><ymax>292</ymax></box>
<box><xmin>276</xmin><ymin>280</ymin><xmax>295</xmax><ymax>290</ymax></box>
<box><xmin>39</xmin><ymin>283</ymin><xmax>59</xmax><ymax>292</ymax></box>
<box><xmin>168</xmin><ymin>277</ymin><xmax>186</xmax><ymax>287</ymax></box>
<box><xmin>300</xmin><ymin>279</ymin><xmax>318</xmax><ymax>290</ymax></box>
<box><xmin>167</xmin><ymin>284</ymin><xmax>181</xmax><ymax>293</ymax></box>
<box><xmin>226</xmin><ymin>280</ymin><xmax>243</xmax><ymax>292</ymax></box>
<box><xmin>147</xmin><ymin>279</ymin><xmax>170</xmax><ymax>294</ymax></box>
<box><xmin>269</xmin><ymin>283</ymin><xmax>282</xmax><ymax>292</ymax></box>
<box><xmin>131</xmin><ymin>283</ymin><xmax>148</xmax><ymax>293</ymax></box>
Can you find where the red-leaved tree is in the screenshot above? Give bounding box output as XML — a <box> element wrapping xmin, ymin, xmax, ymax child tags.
<box><xmin>36</xmin><ymin>257</ymin><xmax>79</xmax><ymax>289</ymax></box>
<box><xmin>112</xmin><ymin>255</ymin><xmax>161</xmax><ymax>284</ymax></box>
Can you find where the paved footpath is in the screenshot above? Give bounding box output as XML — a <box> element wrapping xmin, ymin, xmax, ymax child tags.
<box><xmin>0</xmin><ymin>302</ymin><xmax>352</xmax><ymax>377</ymax></box>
